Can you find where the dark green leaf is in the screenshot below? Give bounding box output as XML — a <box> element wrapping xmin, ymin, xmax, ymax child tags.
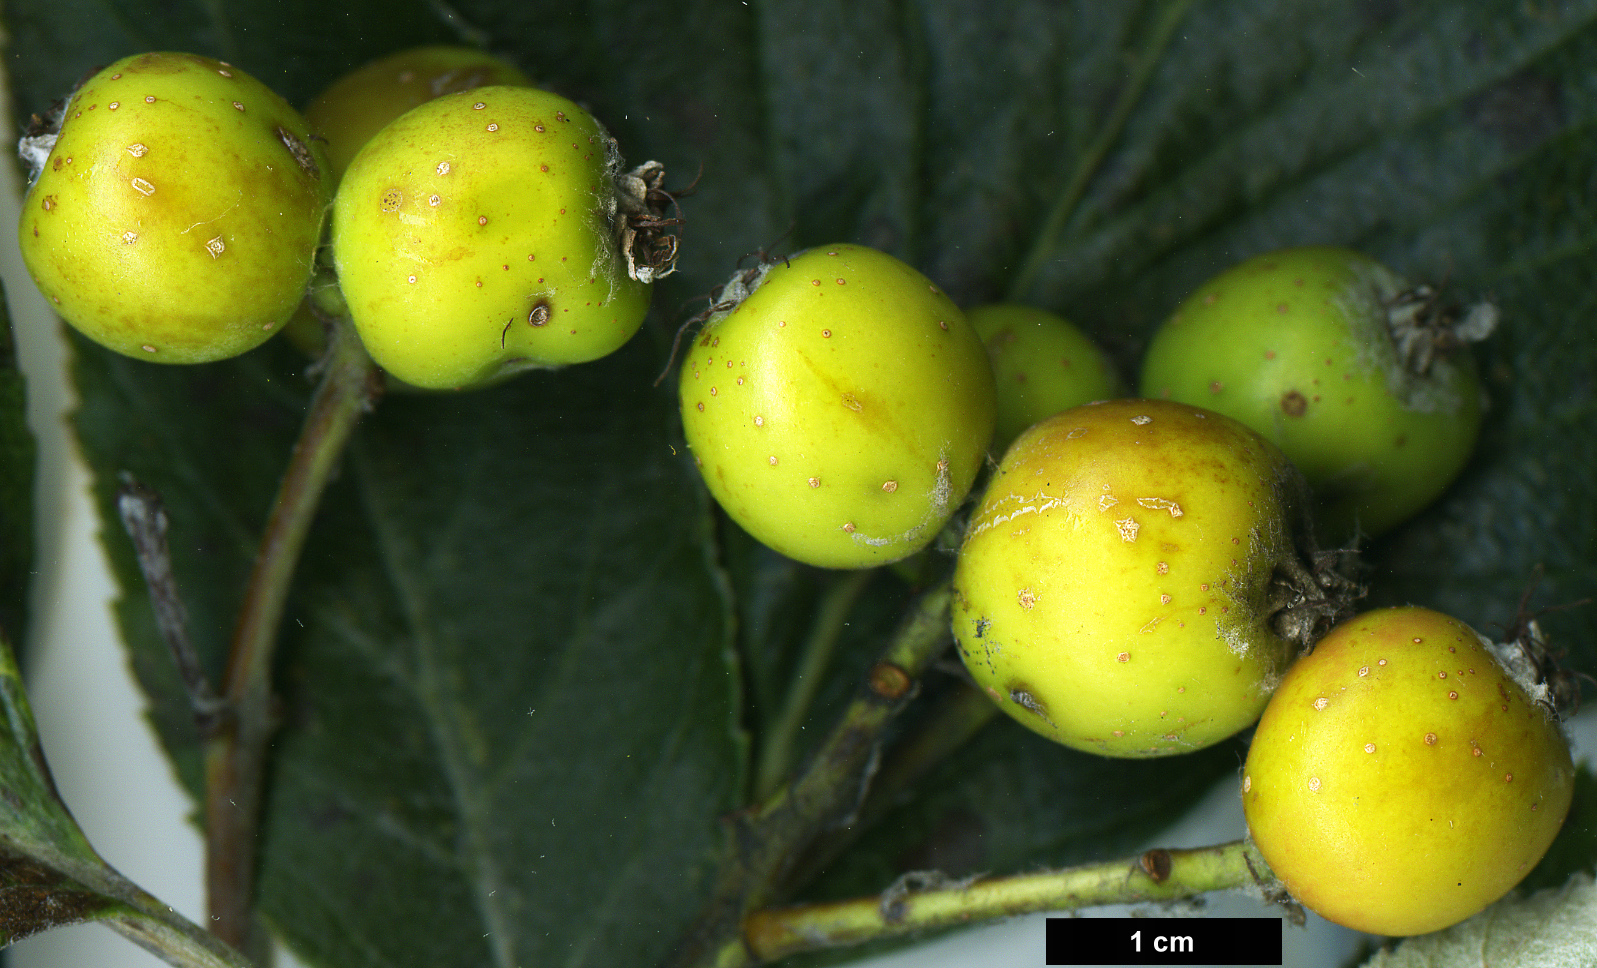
<box><xmin>70</xmin><ymin>335</ymin><xmax>742</xmax><ymax>968</ymax></box>
<box><xmin>0</xmin><ymin>286</ymin><xmax>32</xmax><ymax>649</ymax></box>
<box><xmin>0</xmin><ymin>631</ymin><xmax>245</xmax><ymax>965</ymax></box>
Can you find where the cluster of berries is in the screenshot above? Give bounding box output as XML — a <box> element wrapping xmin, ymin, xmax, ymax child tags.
<box><xmin>16</xmin><ymin>46</ymin><xmax>1573</xmax><ymax>942</ymax></box>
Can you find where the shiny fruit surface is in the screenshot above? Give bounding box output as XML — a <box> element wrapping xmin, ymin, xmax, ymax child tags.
<box><xmin>1243</xmin><ymin>607</ymin><xmax>1574</xmax><ymax>936</ymax></box>
<box><xmin>332</xmin><ymin>86</ymin><xmax>649</xmax><ymax>390</ymax></box>
<box><xmin>20</xmin><ymin>52</ymin><xmax>329</xmax><ymax>363</ymax></box>
<box><xmin>680</xmin><ymin>245</ymin><xmax>996</xmax><ymax>569</ymax></box>
<box><xmin>952</xmin><ymin>399</ymin><xmax>1306</xmax><ymax>757</ymax></box>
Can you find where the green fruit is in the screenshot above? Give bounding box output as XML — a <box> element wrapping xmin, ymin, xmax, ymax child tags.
<box><xmin>680</xmin><ymin>245</ymin><xmax>996</xmax><ymax>569</ymax></box>
<box><xmin>1243</xmin><ymin>607</ymin><xmax>1574</xmax><ymax>936</ymax></box>
<box><xmin>18</xmin><ymin>52</ymin><xmax>329</xmax><ymax>363</ymax></box>
<box><xmin>305</xmin><ymin>45</ymin><xmax>530</xmax><ymax>187</ymax></box>
<box><xmin>331</xmin><ymin>86</ymin><xmax>652</xmax><ymax>390</ymax></box>
<box><xmin>952</xmin><ymin>399</ymin><xmax>1317</xmax><ymax>758</ymax></box>
<box><xmin>967</xmin><ymin>303</ymin><xmax>1122</xmax><ymax>454</ymax></box>
<box><xmin>1139</xmin><ymin>247</ymin><xmax>1489</xmax><ymax>539</ymax></box>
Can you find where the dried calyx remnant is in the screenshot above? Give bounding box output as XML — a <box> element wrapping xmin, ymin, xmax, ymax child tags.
<box><xmin>1268</xmin><ymin>544</ymin><xmax>1363</xmax><ymax>652</ymax></box>
<box><xmin>1384</xmin><ymin>283</ymin><xmax>1498</xmax><ymax>376</ymax></box>
<box><xmin>18</xmin><ymin>98</ymin><xmax>68</xmax><ymax>182</ymax></box>
<box><xmin>1492</xmin><ymin>578</ymin><xmax>1594</xmax><ymax>720</ymax></box>
<box><xmin>656</xmin><ymin>250</ymin><xmax>784</xmax><ymax>385</ymax></box>
<box><xmin>613</xmin><ymin>158</ymin><xmax>688</xmax><ymax>284</ymax></box>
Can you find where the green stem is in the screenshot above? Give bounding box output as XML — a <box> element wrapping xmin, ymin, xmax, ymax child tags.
<box><xmin>101</xmin><ymin>874</ymin><xmax>255</xmax><ymax>968</ymax></box>
<box><xmin>754</xmin><ymin>569</ymin><xmax>874</xmax><ymax>801</ymax></box>
<box><xmin>202</xmin><ymin>316</ymin><xmax>381</xmax><ymax>949</ymax></box>
<box><xmin>745</xmin><ymin>839</ymin><xmax>1274</xmax><ymax>962</ymax></box>
<box><xmin>789</xmin><ymin>679</ymin><xmax>999</xmax><ymax>891</ymax></box>
<box><xmin>1005</xmin><ymin>0</ymin><xmax>1197</xmax><ymax>302</ymax></box>
<box><xmin>667</xmin><ymin>581</ymin><xmax>954</xmax><ymax>968</ymax></box>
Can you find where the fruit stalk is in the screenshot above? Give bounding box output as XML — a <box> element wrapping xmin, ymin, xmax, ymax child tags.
<box><xmin>202</xmin><ymin>315</ymin><xmax>381</xmax><ymax>948</ymax></box>
<box><xmin>743</xmin><ymin>839</ymin><xmax>1275</xmax><ymax>962</ymax></box>
<box><xmin>667</xmin><ymin>581</ymin><xmax>953</xmax><ymax>968</ymax></box>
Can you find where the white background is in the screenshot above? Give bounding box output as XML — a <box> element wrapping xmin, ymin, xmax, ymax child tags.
<box><xmin>2</xmin><ymin>66</ymin><xmax>1592</xmax><ymax>968</ymax></box>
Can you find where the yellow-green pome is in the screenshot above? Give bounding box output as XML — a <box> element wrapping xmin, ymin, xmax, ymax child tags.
<box><xmin>966</xmin><ymin>303</ymin><xmax>1122</xmax><ymax>455</ymax></box>
<box><xmin>1243</xmin><ymin>607</ymin><xmax>1574</xmax><ymax>936</ymax></box>
<box><xmin>304</xmin><ymin>45</ymin><xmax>531</xmax><ymax>187</ymax></box>
<box><xmin>19</xmin><ymin>52</ymin><xmax>330</xmax><ymax>364</ymax></box>
<box><xmin>953</xmin><ymin>399</ymin><xmax>1305</xmax><ymax>757</ymax></box>
<box><xmin>680</xmin><ymin>245</ymin><xmax>996</xmax><ymax>569</ymax></box>
<box><xmin>1140</xmin><ymin>247</ymin><xmax>1486</xmax><ymax>539</ymax></box>
<box><xmin>332</xmin><ymin>86</ymin><xmax>651</xmax><ymax>390</ymax></box>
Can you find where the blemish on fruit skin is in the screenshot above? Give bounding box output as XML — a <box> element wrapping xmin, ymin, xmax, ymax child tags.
<box><xmin>696</xmin><ymin>402</ymin><xmax>704</xmax><ymax>412</ymax></box>
<box><xmin>1117</xmin><ymin>652</ymin><xmax>1131</xmax><ymax>662</ymax></box>
<box><xmin>1425</xmin><ymin>732</ymin><xmax>1438</xmax><ymax>745</ymax></box>
<box><xmin>131</xmin><ymin>177</ymin><xmax>156</xmax><ymax>196</ymax></box>
<box><xmin>1312</xmin><ymin>697</ymin><xmax>1328</xmax><ymax>710</ymax></box>
<box><xmin>1018</xmin><ymin>588</ymin><xmax>1036</xmax><ymax>610</ymax></box>
<box><xmin>1359</xmin><ymin>666</ymin><xmax>1370</xmax><ymax>677</ymax></box>
<box><xmin>842</xmin><ymin>521</ymin><xmax>856</xmax><ymax>533</ymax></box>
<box><xmin>768</xmin><ymin>456</ymin><xmax>778</xmax><ymax>466</ymax></box>
<box><xmin>1160</xmin><ymin>594</ymin><xmax>1171</xmax><ymax>604</ymax></box>
<box><xmin>436</xmin><ymin>161</ymin><xmax>451</xmax><ymax>175</ymax></box>
<box><xmin>1115</xmin><ymin>518</ymin><xmax>1140</xmax><ymax>541</ymax></box>
<box><xmin>1308</xmin><ymin>776</ymin><xmax>1321</xmax><ymax>792</ymax></box>
<box><xmin>1157</xmin><ymin>561</ymin><xmax>1169</xmax><ymax>574</ymax></box>
<box><xmin>1067</xmin><ymin>427</ymin><xmax>1087</xmax><ymax>439</ymax></box>
<box><xmin>808</xmin><ymin>477</ymin><xmax>820</xmax><ymax>488</ymax></box>
<box><xmin>882</xmin><ymin>480</ymin><xmax>898</xmax><ymax>493</ymax></box>
<box><xmin>1209</xmin><ymin>381</ymin><xmax>1223</xmax><ymax>394</ymax></box>
<box><xmin>1365</xmin><ymin>743</ymin><xmax>1376</xmax><ymax>753</ymax></box>
<box><xmin>1130</xmin><ymin>414</ymin><xmax>1152</xmax><ymax>425</ymax></box>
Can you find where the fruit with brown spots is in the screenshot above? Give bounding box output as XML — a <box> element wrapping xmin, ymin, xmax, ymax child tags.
<box><xmin>331</xmin><ymin>86</ymin><xmax>656</xmax><ymax>389</ymax></box>
<box><xmin>1242</xmin><ymin>606</ymin><xmax>1574</xmax><ymax>936</ymax></box>
<box><xmin>951</xmin><ymin>399</ymin><xmax>1333</xmax><ymax>758</ymax></box>
<box><xmin>18</xmin><ymin>52</ymin><xmax>329</xmax><ymax>363</ymax></box>
<box><xmin>1139</xmin><ymin>247</ymin><xmax>1491</xmax><ymax>539</ymax></box>
<box><xmin>966</xmin><ymin>303</ymin><xmax>1122</xmax><ymax>454</ymax></box>
<box><xmin>679</xmin><ymin>245</ymin><xmax>996</xmax><ymax>569</ymax></box>
<box><xmin>304</xmin><ymin>45</ymin><xmax>531</xmax><ymax>187</ymax></box>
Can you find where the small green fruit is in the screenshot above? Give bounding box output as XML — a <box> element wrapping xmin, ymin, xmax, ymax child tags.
<box><xmin>966</xmin><ymin>303</ymin><xmax>1122</xmax><ymax>454</ymax></box>
<box><xmin>680</xmin><ymin>245</ymin><xmax>996</xmax><ymax>569</ymax></box>
<box><xmin>305</xmin><ymin>45</ymin><xmax>531</xmax><ymax>187</ymax></box>
<box><xmin>1140</xmin><ymin>247</ymin><xmax>1489</xmax><ymax>539</ymax></box>
<box><xmin>952</xmin><ymin>399</ymin><xmax>1321</xmax><ymax>758</ymax></box>
<box><xmin>331</xmin><ymin>87</ymin><xmax>655</xmax><ymax>390</ymax></box>
<box><xmin>1243</xmin><ymin>607</ymin><xmax>1574</xmax><ymax>936</ymax></box>
<box><xmin>19</xmin><ymin>52</ymin><xmax>329</xmax><ymax>363</ymax></box>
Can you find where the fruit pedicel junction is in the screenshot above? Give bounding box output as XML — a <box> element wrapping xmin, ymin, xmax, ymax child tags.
<box><xmin>6</xmin><ymin>23</ymin><xmax>1595</xmax><ymax>968</ymax></box>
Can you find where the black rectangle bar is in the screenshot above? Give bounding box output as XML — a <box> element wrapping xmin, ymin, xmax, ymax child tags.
<box><xmin>1046</xmin><ymin>917</ymin><xmax>1283</xmax><ymax>966</ymax></box>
